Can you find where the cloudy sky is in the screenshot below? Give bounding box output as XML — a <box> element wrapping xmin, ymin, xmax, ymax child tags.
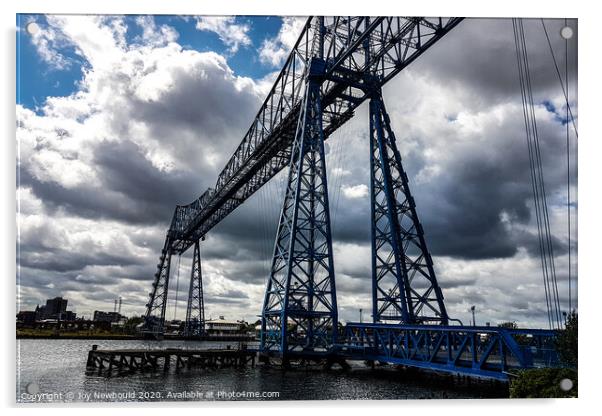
<box><xmin>16</xmin><ymin>15</ymin><xmax>577</xmax><ymax>329</ymax></box>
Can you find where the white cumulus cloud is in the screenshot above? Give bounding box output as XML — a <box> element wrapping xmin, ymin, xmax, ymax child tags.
<box><xmin>259</xmin><ymin>17</ymin><xmax>306</xmax><ymax>67</ymax></box>
<box><xmin>342</xmin><ymin>184</ymin><xmax>369</xmax><ymax>199</ymax></box>
<box><xmin>194</xmin><ymin>16</ymin><xmax>251</xmax><ymax>53</ymax></box>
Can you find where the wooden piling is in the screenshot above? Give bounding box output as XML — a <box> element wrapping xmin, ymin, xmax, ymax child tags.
<box><xmin>86</xmin><ymin>347</ymin><xmax>257</xmax><ymax>377</ymax></box>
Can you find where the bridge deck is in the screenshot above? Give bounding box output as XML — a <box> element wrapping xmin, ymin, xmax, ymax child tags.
<box><xmin>86</xmin><ymin>323</ymin><xmax>560</xmax><ymax>382</ymax></box>
<box><xmin>260</xmin><ymin>323</ymin><xmax>560</xmax><ymax>381</ymax></box>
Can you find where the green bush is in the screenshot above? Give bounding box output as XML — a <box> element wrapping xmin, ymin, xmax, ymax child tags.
<box><xmin>509</xmin><ymin>368</ymin><xmax>577</xmax><ymax>398</ymax></box>
<box><xmin>556</xmin><ymin>311</ymin><xmax>578</xmax><ymax>368</ymax></box>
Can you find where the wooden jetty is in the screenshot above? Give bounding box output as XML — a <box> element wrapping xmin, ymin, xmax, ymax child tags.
<box><xmin>86</xmin><ymin>345</ymin><xmax>256</xmax><ymax>377</ymax></box>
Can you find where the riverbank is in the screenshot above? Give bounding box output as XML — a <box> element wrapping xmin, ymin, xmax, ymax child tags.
<box><xmin>17</xmin><ymin>332</ymin><xmax>255</xmax><ymax>341</ymax></box>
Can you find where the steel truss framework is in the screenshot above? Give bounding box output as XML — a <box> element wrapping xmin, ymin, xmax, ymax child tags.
<box><xmin>261</xmin><ymin>59</ymin><xmax>338</xmax><ymax>355</ymax></box>
<box><xmin>139</xmin><ymin>16</ymin><xmax>565</xmax><ymax>379</ymax></box>
<box><xmin>184</xmin><ymin>241</ymin><xmax>205</xmax><ymax>337</ymax></box>
<box><xmin>144</xmin><ymin>238</ymin><xmax>206</xmax><ymax>335</ymax></box>
<box><xmin>156</xmin><ymin>16</ymin><xmax>464</xmax><ymax>253</ymax></box>
<box><xmin>339</xmin><ymin>323</ymin><xmax>559</xmax><ymax>381</ymax></box>
<box><xmin>369</xmin><ymin>91</ymin><xmax>448</xmax><ymax>325</ymax></box>
<box><xmin>143</xmin><ymin>240</ymin><xmax>172</xmax><ymax>334</ymax></box>
<box><xmin>144</xmin><ymin>16</ymin><xmax>463</xmax><ymax>336</ymax></box>
<box><xmin>146</xmin><ymin>16</ymin><xmax>462</xmax><ymax>332</ymax></box>
<box><xmin>143</xmin><ymin>16</ymin><xmax>463</xmax><ymax>335</ymax></box>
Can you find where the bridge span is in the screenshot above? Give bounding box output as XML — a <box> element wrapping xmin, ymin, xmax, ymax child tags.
<box><xmin>141</xmin><ymin>16</ymin><xmax>567</xmax><ymax>381</ymax></box>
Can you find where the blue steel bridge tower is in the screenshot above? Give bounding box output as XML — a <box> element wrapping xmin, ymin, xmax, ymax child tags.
<box><xmin>142</xmin><ymin>17</ymin><xmax>462</xmax><ymax>352</ymax></box>
<box><xmin>139</xmin><ymin>16</ymin><xmax>564</xmax><ymax>379</ymax></box>
<box><xmin>260</xmin><ymin>58</ymin><xmax>339</xmax><ymax>356</ymax></box>
<box><xmin>368</xmin><ymin>88</ymin><xmax>448</xmax><ymax>325</ymax></box>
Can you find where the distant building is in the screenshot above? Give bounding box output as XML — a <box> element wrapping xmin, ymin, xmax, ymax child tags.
<box><xmin>32</xmin><ymin>296</ymin><xmax>76</xmax><ymax>321</ymax></box>
<box><xmin>254</xmin><ymin>323</ymin><xmax>262</xmax><ymax>340</ymax></box>
<box><xmin>61</xmin><ymin>311</ymin><xmax>77</xmax><ymax>321</ymax></box>
<box><xmin>205</xmin><ymin>316</ymin><xmax>245</xmax><ymax>337</ymax></box>
<box><xmin>46</xmin><ymin>297</ymin><xmax>67</xmax><ymax>315</ymax></box>
<box><xmin>34</xmin><ymin>305</ymin><xmax>45</xmax><ymax>320</ymax></box>
<box><xmin>166</xmin><ymin>320</ymin><xmax>184</xmax><ymax>334</ymax></box>
<box><xmin>16</xmin><ymin>311</ymin><xmax>36</xmax><ymax>325</ymax></box>
<box><xmin>93</xmin><ymin>311</ymin><xmax>122</xmax><ymax>323</ymax></box>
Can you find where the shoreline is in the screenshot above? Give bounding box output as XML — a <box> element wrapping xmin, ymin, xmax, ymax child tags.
<box><xmin>16</xmin><ymin>334</ymin><xmax>256</xmax><ymax>341</ymax></box>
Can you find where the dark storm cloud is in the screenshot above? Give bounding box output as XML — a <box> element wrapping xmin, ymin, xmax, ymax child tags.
<box><xmin>216</xmin><ymin>261</ymin><xmax>269</xmax><ymax>285</ymax></box>
<box><xmin>212</xmin><ymin>288</ymin><xmax>249</xmax><ymax>299</ymax></box>
<box><xmin>439</xmin><ymin>277</ymin><xmax>477</xmax><ymax>289</ymax></box>
<box><xmin>95</xmin><ymin>139</ymin><xmax>203</xmax><ymax>215</ymax></box>
<box><xmin>21</xmin><ymin>168</ymin><xmax>150</xmax><ymax>224</ymax></box>
<box><xmin>511</xmin><ymin>228</ymin><xmax>568</xmax><ymax>258</ymax></box>
<box><xmin>20</xmin><ymin>139</ymin><xmax>203</xmax><ymax>225</ymax></box>
<box><xmin>336</xmin><ymin>275</ymin><xmax>371</xmax><ymax>295</ymax></box>
<box><xmin>348</xmin><ymin>17</ymin><xmax>578</xmax><ymax>262</ymax></box>
<box><xmin>417</xmin><ymin>148</ymin><xmax>532</xmax><ymax>259</ymax></box>
<box><xmin>205</xmin><ymin>297</ymin><xmax>248</xmax><ymax>305</ymax></box>
<box><xmin>132</xmin><ymin>63</ymin><xmax>260</xmax><ymax>145</ymax></box>
<box><xmin>19</xmin><ymin>246</ymin><xmax>142</xmax><ymax>273</ymax></box>
<box><xmin>412</xmin><ymin>18</ymin><xmax>577</xmax><ymax>107</ymax></box>
<box><xmin>330</xmin><ymin>201</ymin><xmax>371</xmax><ymax>244</ymax></box>
<box><xmin>412</xmin><ymin>118</ymin><xmax>572</xmax><ymax>259</ymax></box>
<box><xmin>18</xmin><ymin>267</ymin><xmax>123</xmax><ymax>303</ymax></box>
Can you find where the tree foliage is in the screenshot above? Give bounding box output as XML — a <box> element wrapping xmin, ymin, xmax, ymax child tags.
<box><xmin>124</xmin><ymin>316</ymin><xmax>144</xmax><ymax>334</ymax></box>
<box><xmin>510</xmin><ymin>368</ymin><xmax>577</xmax><ymax>398</ymax></box>
<box><xmin>497</xmin><ymin>321</ymin><xmax>528</xmax><ymax>344</ymax></box>
<box><xmin>556</xmin><ymin>311</ymin><xmax>578</xmax><ymax>368</ymax></box>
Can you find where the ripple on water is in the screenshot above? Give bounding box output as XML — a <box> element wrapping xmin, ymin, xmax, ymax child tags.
<box><xmin>16</xmin><ymin>339</ymin><xmax>507</xmax><ymax>402</ymax></box>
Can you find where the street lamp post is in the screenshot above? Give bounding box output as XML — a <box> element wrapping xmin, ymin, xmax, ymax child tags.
<box><xmin>470</xmin><ymin>305</ymin><xmax>476</xmax><ymax>326</ymax></box>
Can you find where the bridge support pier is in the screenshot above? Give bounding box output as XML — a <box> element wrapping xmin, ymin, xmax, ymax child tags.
<box><xmin>260</xmin><ymin>58</ymin><xmax>338</xmax><ymax>358</ymax></box>
<box><xmin>143</xmin><ymin>238</ymin><xmax>173</xmax><ymax>336</ymax></box>
<box><xmin>184</xmin><ymin>241</ymin><xmax>205</xmax><ymax>337</ymax></box>
<box><xmin>368</xmin><ymin>89</ymin><xmax>448</xmax><ymax>325</ymax></box>
<box><xmin>144</xmin><ymin>237</ymin><xmax>206</xmax><ymax>338</ymax></box>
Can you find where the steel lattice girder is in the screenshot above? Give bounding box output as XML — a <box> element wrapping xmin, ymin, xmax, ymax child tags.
<box><xmin>261</xmin><ymin>59</ymin><xmax>338</xmax><ymax>355</ymax></box>
<box><xmin>143</xmin><ymin>16</ymin><xmax>462</xmax><ymax>337</ymax></box>
<box><xmin>158</xmin><ymin>17</ymin><xmax>463</xmax><ymax>254</ymax></box>
<box><xmin>369</xmin><ymin>91</ymin><xmax>448</xmax><ymax>325</ymax></box>
<box><xmin>338</xmin><ymin>323</ymin><xmax>559</xmax><ymax>381</ymax></box>
<box><xmin>143</xmin><ymin>237</ymin><xmax>172</xmax><ymax>334</ymax></box>
<box><xmin>184</xmin><ymin>241</ymin><xmax>205</xmax><ymax>337</ymax></box>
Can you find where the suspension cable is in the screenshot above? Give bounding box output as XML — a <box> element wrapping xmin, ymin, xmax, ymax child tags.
<box><xmin>540</xmin><ymin>19</ymin><xmax>578</xmax><ymax>138</ymax></box>
<box><xmin>525</xmin><ymin>19</ymin><xmax>563</xmax><ymax>328</ymax></box>
<box><xmin>172</xmin><ymin>253</ymin><xmax>182</xmax><ymax>321</ymax></box>
<box><xmin>512</xmin><ymin>18</ymin><xmax>562</xmax><ymax>329</ymax></box>
<box><xmin>564</xmin><ymin>18</ymin><xmax>572</xmax><ymax>314</ymax></box>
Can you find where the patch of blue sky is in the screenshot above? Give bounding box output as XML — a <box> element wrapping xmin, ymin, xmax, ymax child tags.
<box><xmin>162</xmin><ymin>15</ymin><xmax>285</xmax><ymax>79</ymax></box>
<box><xmin>542</xmin><ymin>99</ymin><xmax>570</xmax><ymax>125</ymax></box>
<box><xmin>227</xmin><ymin>16</ymin><xmax>284</xmax><ymax>79</ymax></box>
<box><xmin>17</xmin><ymin>14</ymin><xmax>88</xmax><ymax>113</ymax></box>
<box><xmin>17</xmin><ymin>14</ymin><xmax>290</xmax><ymax>112</ymax></box>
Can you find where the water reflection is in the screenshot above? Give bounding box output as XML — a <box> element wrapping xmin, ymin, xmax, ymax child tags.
<box><xmin>17</xmin><ymin>339</ymin><xmax>506</xmax><ymax>402</ymax></box>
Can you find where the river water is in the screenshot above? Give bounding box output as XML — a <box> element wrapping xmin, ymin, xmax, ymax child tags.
<box><xmin>16</xmin><ymin>339</ymin><xmax>507</xmax><ymax>403</ymax></box>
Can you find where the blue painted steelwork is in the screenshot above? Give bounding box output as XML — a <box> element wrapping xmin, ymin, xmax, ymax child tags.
<box><xmin>144</xmin><ymin>16</ymin><xmax>466</xmax><ymax>338</ymax></box>
<box><xmin>261</xmin><ymin>56</ymin><xmax>339</xmax><ymax>356</ymax></box>
<box><xmin>143</xmin><ymin>239</ymin><xmax>172</xmax><ymax>335</ymax></box>
<box><xmin>138</xmin><ymin>15</ymin><xmax>566</xmax><ymax>381</ymax></box>
<box><xmin>369</xmin><ymin>91</ymin><xmax>448</xmax><ymax>325</ymax></box>
<box><xmin>184</xmin><ymin>241</ymin><xmax>205</xmax><ymax>337</ymax></box>
<box><xmin>338</xmin><ymin>323</ymin><xmax>559</xmax><ymax>380</ymax></box>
